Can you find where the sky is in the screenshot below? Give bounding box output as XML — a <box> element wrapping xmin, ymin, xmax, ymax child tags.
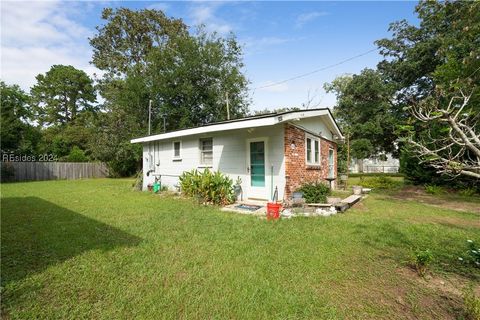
<box><xmin>1</xmin><ymin>1</ymin><xmax>419</xmax><ymax>111</ymax></box>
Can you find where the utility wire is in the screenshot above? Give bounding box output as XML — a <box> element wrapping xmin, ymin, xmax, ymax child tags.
<box><xmin>252</xmin><ymin>48</ymin><xmax>379</xmax><ymax>90</ymax></box>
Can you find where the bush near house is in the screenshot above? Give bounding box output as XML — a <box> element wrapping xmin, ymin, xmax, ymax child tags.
<box><xmin>297</xmin><ymin>181</ymin><xmax>331</xmax><ymax>203</ymax></box>
<box><xmin>179</xmin><ymin>169</ymin><xmax>235</xmax><ymax>205</ymax></box>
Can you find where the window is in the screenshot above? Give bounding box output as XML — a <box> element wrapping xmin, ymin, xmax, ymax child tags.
<box><xmin>306</xmin><ymin>138</ymin><xmax>312</xmax><ymax>162</ymax></box>
<box><xmin>305</xmin><ymin>134</ymin><xmax>320</xmax><ymax>165</ymax></box>
<box><xmin>173</xmin><ymin>141</ymin><xmax>181</xmax><ymax>159</ymax></box>
<box><xmin>199</xmin><ymin>138</ymin><xmax>213</xmax><ymax>165</ymax></box>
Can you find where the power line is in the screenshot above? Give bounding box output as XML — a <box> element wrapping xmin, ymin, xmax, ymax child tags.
<box><xmin>252</xmin><ymin>48</ymin><xmax>379</xmax><ymax>90</ymax></box>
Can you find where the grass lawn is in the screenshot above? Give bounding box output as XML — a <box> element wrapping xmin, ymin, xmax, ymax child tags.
<box><xmin>1</xmin><ymin>179</ymin><xmax>479</xmax><ymax>319</ymax></box>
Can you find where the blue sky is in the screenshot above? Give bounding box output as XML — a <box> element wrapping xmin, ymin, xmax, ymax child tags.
<box><xmin>1</xmin><ymin>1</ymin><xmax>418</xmax><ymax>111</ymax></box>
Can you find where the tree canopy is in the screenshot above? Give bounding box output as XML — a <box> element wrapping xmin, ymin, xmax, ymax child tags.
<box><xmin>30</xmin><ymin>65</ymin><xmax>97</xmax><ymax>127</ymax></box>
<box><xmin>88</xmin><ymin>8</ymin><xmax>250</xmax><ymax>175</ymax></box>
<box><xmin>324</xmin><ymin>69</ymin><xmax>399</xmax><ymax>158</ymax></box>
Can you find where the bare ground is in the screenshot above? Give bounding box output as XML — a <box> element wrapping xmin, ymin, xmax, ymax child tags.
<box><xmin>388</xmin><ymin>186</ymin><xmax>480</xmax><ymax>214</ymax></box>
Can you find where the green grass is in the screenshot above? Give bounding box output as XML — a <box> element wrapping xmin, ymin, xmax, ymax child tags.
<box><xmin>347</xmin><ymin>176</ymin><xmax>404</xmax><ymax>188</ymax></box>
<box><xmin>1</xmin><ymin>179</ymin><xmax>479</xmax><ymax>319</ymax></box>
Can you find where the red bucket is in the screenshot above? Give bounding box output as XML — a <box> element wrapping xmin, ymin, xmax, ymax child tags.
<box><xmin>266</xmin><ymin>202</ymin><xmax>282</xmax><ymax>220</ymax></box>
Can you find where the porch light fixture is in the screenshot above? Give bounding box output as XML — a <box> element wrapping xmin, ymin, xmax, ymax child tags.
<box><xmin>290</xmin><ymin>141</ymin><xmax>296</xmax><ymax>150</ymax></box>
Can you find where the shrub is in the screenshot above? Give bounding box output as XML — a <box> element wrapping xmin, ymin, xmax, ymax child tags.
<box><xmin>0</xmin><ymin>162</ymin><xmax>15</xmax><ymax>182</ymax></box>
<box><xmin>459</xmin><ymin>240</ymin><xmax>480</xmax><ymax>268</ymax></box>
<box><xmin>424</xmin><ymin>184</ymin><xmax>444</xmax><ymax>195</ymax></box>
<box><xmin>359</xmin><ymin>176</ymin><xmax>401</xmax><ymax>190</ymax></box>
<box><xmin>463</xmin><ymin>285</ymin><xmax>480</xmax><ymax>320</ymax></box>
<box><xmin>400</xmin><ymin>147</ymin><xmax>479</xmax><ymax>191</ymax></box>
<box><xmin>132</xmin><ymin>170</ymin><xmax>143</xmax><ymax>191</ymax></box>
<box><xmin>179</xmin><ymin>169</ymin><xmax>235</xmax><ymax>205</ymax></box>
<box><xmin>348</xmin><ymin>173</ymin><xmax>404</xmax><ymax>178</ymax></box>
<box><xmin>66</xmin><ymin>146</ymin><xmax>88</xmax><ymax>162</ymax></box>
<box><xmin>459</xmin><ymin>188</ymin><xmax>477</xmax><ymax>197</ymax></box>
<box><xmin>412</xmin><ymin>249</ymin><xmax>433</xmax><ymax>276</ymax></box>
<box><xmin>297</xmin><ymin>181</ymin><xmax>331</xmax><ymax>203</ymax></box>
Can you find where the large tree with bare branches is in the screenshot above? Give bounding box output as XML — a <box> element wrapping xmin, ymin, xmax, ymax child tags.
<box><xmin>404</xmin><ymin>90</ymin><xmax>480</xmax><ymax>179</ymax></box>
<box><xmin>376</xmin><ymin>0</ymin><xmax>480</xmax><ymax>184</ymax></box>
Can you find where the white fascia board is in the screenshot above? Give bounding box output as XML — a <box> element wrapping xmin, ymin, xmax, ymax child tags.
<box><xmin>131</xmin><ymin>108</ymin><xmax>344</xmax><ymax>144</ymax></box>
<box><xmin>131</xmin><ymin>116</ymin><xmax>278</xmax><ymax>143</ymax></box>
<box><xmin>282</xmin><ymin>109</ymin><xmax>344</xmax><ymax>140</ymax></box>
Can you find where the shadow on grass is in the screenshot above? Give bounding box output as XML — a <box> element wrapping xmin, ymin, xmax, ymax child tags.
<box><xmin>1</xmin><ymin>197</ymin><xmax>141</xmax><ymax>285</ymax></box>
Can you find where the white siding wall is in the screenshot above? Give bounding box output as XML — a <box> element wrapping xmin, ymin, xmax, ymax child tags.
<box><xmin>142</xmin><ymin>124</ymin><xmax>286</xmax><ymax>200</ymax></box>
<box><xmin>294</xmin><ymin>116</ymin><xmax>334</xmax><ymax>140</ymax></box>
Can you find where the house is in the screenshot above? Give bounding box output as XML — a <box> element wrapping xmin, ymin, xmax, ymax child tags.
<box><xmin>131</xmin><ymin>108</ymin><xmax>344</xmax><ymax>202</ymax></box>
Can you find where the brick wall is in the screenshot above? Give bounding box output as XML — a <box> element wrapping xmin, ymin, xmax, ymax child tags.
<box><xmin>284</xmin><ymin>123</ymin><xmax>337</xmax><ymax>199</ymax></box>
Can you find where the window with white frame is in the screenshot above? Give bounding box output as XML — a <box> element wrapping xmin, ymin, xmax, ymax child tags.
<box><xmin>199</xmin><ymin>138</ymin><xmax>213</xmax><ymax>165</ymax></box>
<box><xmin>173</xmin><ymin>141</ymin><xmax>181</xmax><ymax>159</ymax></box>
<box><xmin>305</xmin><ymin>134</ymin><xmax>320</xmax><ymax>165</ymax></box>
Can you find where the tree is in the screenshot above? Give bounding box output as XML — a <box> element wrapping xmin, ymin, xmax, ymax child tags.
<box><xmin>376</xmin><ymin>0</ymin><xmax>480</xmax><ymax>182</ymax></box>
<box><xmin>376</xmin><ymin>1</ymin><xmax>480</xmax><ymax>105</ymax></box>
<box><xmin>90</xmin><ymin>110</ymin><xmax>142</xmax><ymax>177</ymax></box>
<box><xmin>146</xmin><ymin>29</ymin><xmax>250</xmax><ymax>130</ymax></box>
<box><xmin>89</xmin><ymin>8</ymin><xmax>250</xmax><ymax>176</ymax></box>
<box><xmin>324</xmin><ymin>69</ymin><xmax>399</xmax><ymax>158</ymax></box>
<box><xmin>403</xmin><ymin>90</ymin><xmax>480</xmax><ymax>179</ymax></box>
<box><xmin>0</xmin><ymin>81</ymin><xmax>41</xmax><ymax>155</ymax></box>
<box><xmin>90</xmin><ymin>7</ymin><xmax>188</xmax><ymax>76</ymax></box>
<box><xmin>252</xmin><ymin>107</ymin><xmax>300</xmax><ymax>116</ymax></box>
<box><xmin>31</xmin><ymin>65</ymin><xmax>97</xmax><ymax>126</ymax></box>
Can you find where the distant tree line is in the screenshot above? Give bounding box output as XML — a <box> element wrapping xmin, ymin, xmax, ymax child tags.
<box><xmin>1</xmin><ymin>8</ymin><xmax>250</xmax><ymax>176</ymax></box>
<box><xmin>325</xmin><ymin>0</ymin><xmax>479</xmax><ymax>188</ymax></box>
<box><xmin>2</xmin><ymin>2</ymin><xmax>478</xmax><ymax>186</ymax></box>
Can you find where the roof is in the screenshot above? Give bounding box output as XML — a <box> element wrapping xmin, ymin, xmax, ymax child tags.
<box><xmin>131</xmin><ymin>108</ymin><xmax>344</xmax><ymax>144</ymax></box>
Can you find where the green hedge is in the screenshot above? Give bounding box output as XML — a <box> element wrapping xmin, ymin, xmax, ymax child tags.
<box><xmin>347</xmin><ymin>173</ymin><xmax>404</xmax><ymax>178</ymax></box>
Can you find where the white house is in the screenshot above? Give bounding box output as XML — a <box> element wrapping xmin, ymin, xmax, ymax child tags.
<box><xmin>131</xmin><ymin>108</ymin><xmax>344</xmax><ymax>202</ymax></box>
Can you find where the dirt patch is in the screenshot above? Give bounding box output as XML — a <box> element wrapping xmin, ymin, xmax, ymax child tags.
<box><xmin>399</xmin><ymin>267</ymin><xmax>480</xmax><ymax>297</ymax></box>
<box><xmin>350</xmin><ymin>200</ymin><xmax>367</xmax><ymax>211</ymax></box>
<box><xmin>389</xmin><ymin>186</ymin><xmax>480</xmax><ymax>214</ymax></box>
<box><xmin>327</xmin><ymin>265</ymin><xmax>471</xmax><ymax>319</ymax></box>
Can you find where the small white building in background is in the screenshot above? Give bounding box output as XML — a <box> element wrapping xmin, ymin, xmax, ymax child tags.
<box><xmin>349</xmin><ymin>153</ymin><xmax>399</xmax><ymax>173</ymax></box>
<box><xmin>131</xmin><ymin>109</ymin><xmax>344</xmax><ymax>202</ymax></box>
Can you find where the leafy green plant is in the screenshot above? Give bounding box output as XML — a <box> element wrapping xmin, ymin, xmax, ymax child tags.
<box><xmin>463</xmin><ymin>285</ymin><xmax>480</xmax><ymax>320</ymax></box>
<box><xmin>412</xmin><ymin>249</ymin><xmax>433</xmax><ymax>276</ymax></box>
<box><xmin>179</xmin><ymin>169</ymin><xmax>235</xmax><ymax>205</ymax></box>
<box><xmin>459</xmin><ymin>188</ymin><xmax>477</xmax><ymax>197</ymax></box>
<box><xmin>424</xmin><ymin>184</ymin><xmax>444</xmax><ymax>195</ymax></box>
<box><xmin>459</xmin><ymin>240</ymin><xmax>480</xmax><ymax>268</ymax></box>
<box><xmin>359</xmin><ymin>176</ymin><xmax>401</xmax><ymax>190</ymax></box>
<box><xmin>297</xmin><ymin>181</ymin><xmax>331</xmax><ymax>203</ymax></box>
<box><xmin>0</xmin><ymin>162</ymin><xmax>15</xmax><ymax>182</ymax></box>
<box><xmin>131</xmin><ymin>170</ymin><xmax>143</xmax><ymax>191</ymax></box>
<box><xmin>66</xmin><ymin>146</ymin><xmax>89</xmax><ymax>162</ymax></box>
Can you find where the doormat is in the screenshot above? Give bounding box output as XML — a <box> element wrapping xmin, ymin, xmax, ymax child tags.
<box><xmin>235</xmin><ymin>204</ymin><xmax>262</xmax><ymax>211</ymax></box>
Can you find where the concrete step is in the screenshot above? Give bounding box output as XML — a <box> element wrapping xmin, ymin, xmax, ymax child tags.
<box><xmin>341</xmin><ymin>195</ymin><xmax>362</xmax><ymax>206</ymax></box>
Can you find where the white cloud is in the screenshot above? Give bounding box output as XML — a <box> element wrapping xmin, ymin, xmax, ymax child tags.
<box><xmin>189</xmin><ymin>3</ymin><xmax>232</xmax><ymax>35</ymax></box>
<box><xmin>296</xmin><ymin>11</ymin><xmax>329</xmax><ymax>28</ymax></box>
<box><xmin>0</xmin><ymin>1</ymin><xmax>99</xmax><ymax>90</ymax></box>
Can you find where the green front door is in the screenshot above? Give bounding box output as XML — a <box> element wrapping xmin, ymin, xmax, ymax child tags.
<box><xmin>250</xmin><ymin>141</ymin><xmax>265</xmax><ymax>187</ymax></box>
